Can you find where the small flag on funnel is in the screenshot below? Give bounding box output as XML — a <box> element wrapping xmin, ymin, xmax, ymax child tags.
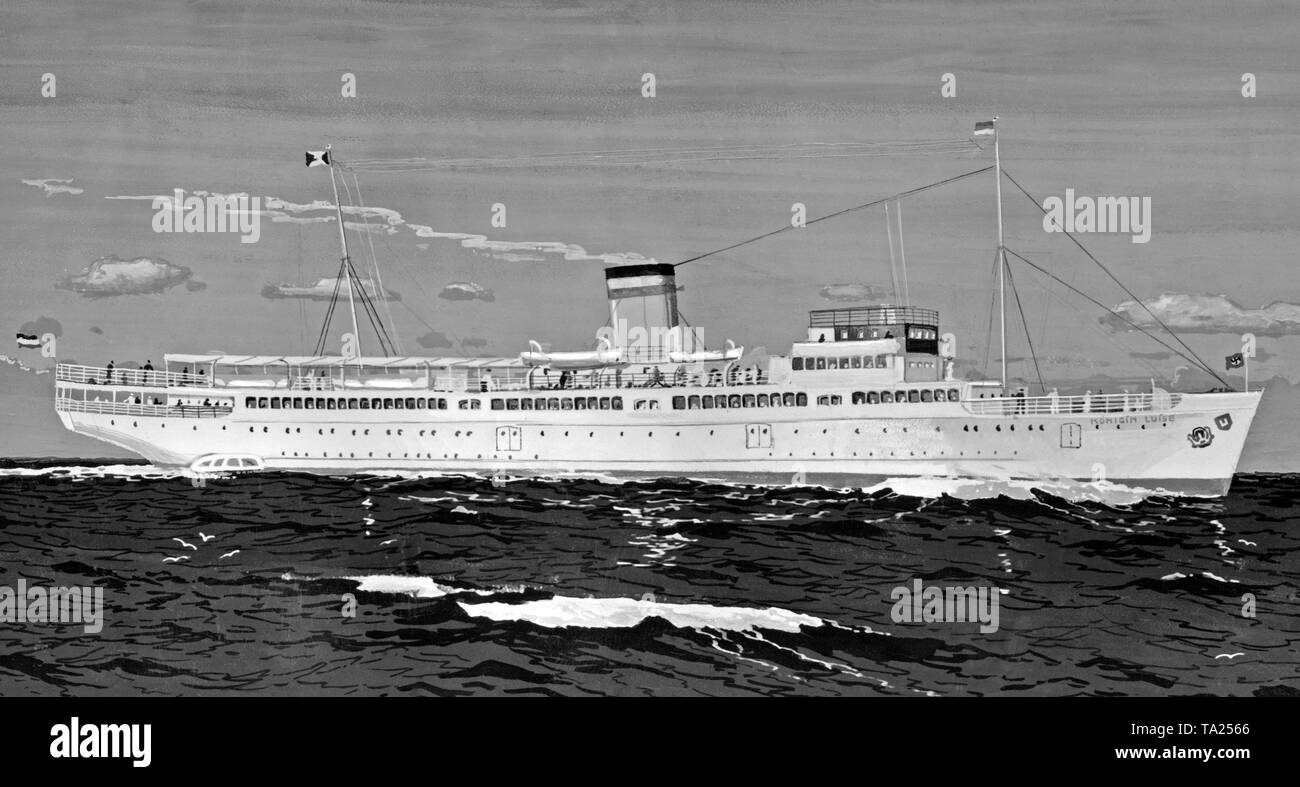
<box><xmin>305</xmin><ymin>150</ymin><xmax>332</xmax><ymax>168</ymax></box>
<box><xmin>974</xmin><ymin>119</ymin><xmax>996</xmax><ymax>137</ymax></box>
<box><xmin>1225</xmin><ymin>352</ymin><xmax>1244</xmax><ymax>369</ymax></box>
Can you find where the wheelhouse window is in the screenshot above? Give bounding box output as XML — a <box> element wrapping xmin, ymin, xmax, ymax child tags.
<box><xmin>795</xmin><ymin>393</ymin><xmax>808</xmax><ymax>406</ymax></box>
<box><xmin>491</xmin><ymin>398</ymin><xmax>504</xmax><ymax>410</ymax></box>
<box><xmin>792</xmin><ymin>357</ymin><xmax>804</xmax><ymax>371</ymax></box>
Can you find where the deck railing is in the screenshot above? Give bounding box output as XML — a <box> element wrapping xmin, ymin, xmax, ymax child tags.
<box><xmin>56</xmin><ymin>364</ymin><xmax>208</xmax><ymax>388</ymax></box>
<box><xmin>55</xmin><ymin>399</ymin><xmax>232</xmax><ymax>418</ymax></box>
<box><xmin>961</xmin><ymin>392</ymin><xmax>1182</xmax><ymax>416</ymax></box>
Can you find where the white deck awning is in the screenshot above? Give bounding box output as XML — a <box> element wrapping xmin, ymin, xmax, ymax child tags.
<box><xmin>163</xmin><ymin>353</ymin><xmax>524</xmax><ymax>369</ymax></box>
<box><xmin>790</xmin><ymin>338</ymin><xmax>902</xmax><ymax>357</ymax></box>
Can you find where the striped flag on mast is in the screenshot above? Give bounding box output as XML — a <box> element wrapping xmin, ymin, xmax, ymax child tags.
<box><xmin>974</xmin><ymin>119</ymin><xmax>996</xmax><ymax>137</ymax></box>
<box><xmin>305</xmin><ymin>150</ymin><xmax>332</xmax><ymax>168</ymax></box>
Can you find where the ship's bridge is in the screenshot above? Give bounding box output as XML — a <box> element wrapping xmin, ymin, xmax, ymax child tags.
<box><xmin>791</xmin><ymin>305</ymin><xmax>948</xmax><ymax>383</ymax></box>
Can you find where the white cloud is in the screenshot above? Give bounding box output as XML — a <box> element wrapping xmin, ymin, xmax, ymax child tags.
<box><xmin>56</xmin><ymin>255</ymin><xmax>195</xmax><ymax>297</ymax></box>
<box><xmin>1104</xmin><ymin>292</ymin><xmax>1300</xmax><ymax>336</ymax></box>
<box><xmin>261</xmin><ymin>277</ymin><xmax>400</xmax><ymax>301</ymax></box>
<box><xmin>818</xmin><ymin>283</ymin><xmax>887</xmax><ymax>303</ymax></box>
<box><xmin>22</xmin><ymin>177</ymin><xmax>83</xmax><ymax>196</ymax></box>
<box><xmin>438</xmin><ymin>281</ymin><xmax>495</xmax><ymax>302</ymax></box>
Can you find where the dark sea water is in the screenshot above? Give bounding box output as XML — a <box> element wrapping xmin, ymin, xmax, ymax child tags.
<box><xmin>0</xmin><ymin>460</ymin><xmax>1297</xmax><ymax>697</ymax></box>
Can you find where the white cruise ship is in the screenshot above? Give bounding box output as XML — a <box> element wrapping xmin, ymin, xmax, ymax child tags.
<box><xmin>53</xmin><ymin>133</ymin><xmax>1262</xmax><ymax>495</ymax></box>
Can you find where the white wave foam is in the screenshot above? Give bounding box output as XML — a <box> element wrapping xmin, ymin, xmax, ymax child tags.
<box><xmin>347</xmin><ymin>574</ymin><xmax>460</xmax><ymax>598</ymax></box>
<box><xmin>458</xmin><ymin>595</ymin><xmax>824</xmax><ymax>633</ymax></box>
<box><xmin>864</xmin><ymin>476</ymin><xmax>1169</xmax><ymax>505</ymax></box>
<box><xmin>0</xmin><ymin>463</ymin><xmax>177</xmax><ymax>479</ymax></box>
<box><xmin>341</xmin><ymin>574</ymin><xmax>524</xmax><ymax>598</ymax></box>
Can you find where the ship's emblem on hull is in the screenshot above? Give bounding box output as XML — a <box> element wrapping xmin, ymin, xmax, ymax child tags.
<box><xmin>1188</xmin><ymin>426</ymin><xmax>1214</xmax><ymax>448</ymax></box>
<box><xmin>1214</xmin><ymin>413</ymin><xmax>1233</xmax><ymax>431</ymax></box>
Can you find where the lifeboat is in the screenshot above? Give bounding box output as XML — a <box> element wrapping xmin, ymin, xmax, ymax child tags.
<box><xmin>520</xmin><ymin>337</ymin><xmax>624</xmax><ymax>369</ymax></box>
<box><xmin>667</xmin><ymin>339</ymin><xmax>743</xmax><ymax>364</ymax></box>
<box><xmin>189</xmin><ymin>454</ymin><xmax>265</xmax><ymax>475</ymax></box>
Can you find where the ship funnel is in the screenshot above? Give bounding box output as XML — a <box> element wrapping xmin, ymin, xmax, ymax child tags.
<box><xmin>602</xmin><ymin>263</ymin><xmax>681</xmax><ymax>361</ymax></box>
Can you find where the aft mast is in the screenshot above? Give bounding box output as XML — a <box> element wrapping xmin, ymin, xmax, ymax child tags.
<box><xmin>992</xmin><ymin>117</ymin><xmax>1007</xmax><ymax>390</ymax></box>
<box><xmin>324</xmin><ymin>145</ymin><xmax>363</xmax><ymax>360</ymax></box>
<box><xmin>974</xmin><ymin>117</ymin><xmax>1007</xmax><ymax>388</ymax></box>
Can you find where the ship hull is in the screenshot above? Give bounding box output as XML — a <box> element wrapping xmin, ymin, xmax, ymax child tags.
<box><xmin>57</xmin><ymin>388</ymin><xmax>1262</xmax><ymax>496</ymax></box>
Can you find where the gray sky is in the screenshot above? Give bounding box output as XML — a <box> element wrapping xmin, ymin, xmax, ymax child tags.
<box><xmin>2</xmin><ymin>0</ymin><xmax>1298</xmax><ymax>466</ymax></box>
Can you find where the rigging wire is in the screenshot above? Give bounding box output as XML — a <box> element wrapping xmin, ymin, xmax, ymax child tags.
<box><xmin>999</xmin><ymin>168</ymin><xmax>1228</xmax><ymax>386</ymax></box>
<box><xmin>313</xmin><ymin>268</ymin><xmax>347</xmax><ymax>356</ymax></box>
<box><xmin>896</xmin><ymin>200</ymin><xmax>910</xmax><ymax>307</ymax></box>
<box><xmin>1003</xmin><ymin>247</ymin><xmax>1226</xmax><ymax>385</ymax></box>
<box><xmin>884</xmin><ymin>203</ymin><xmax>899</xmax><ymax>303</ymax></box>
<box><xmin>673</xmin><ymin>165</ymin><xmax>995</xmax><ymax>268</ymax></box>
<box><xmin>1004</xmin><ymin>260</ymin><xmax>1047</xmax><ymax>393</ymax></box>
<box><xmin>347</xmin><ymin>171</ymin><xmax>403</xmax><ymax>354</ymax></box>
<box><xmin>981</xmin><ymin>250</ymin><xmax>998</xmax><ymax>377</ymax></box>
<box><xmin>340</xmin><ymin>140</ymin><xmax>982</xmax><ymax>173</ymax></box>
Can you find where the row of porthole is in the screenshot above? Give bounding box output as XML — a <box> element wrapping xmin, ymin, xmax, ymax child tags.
<box><xmin>963</xmin><ymin>424</ymin><xmax>1047</xmax><ymax>432</ymax></box>
<box><xmin>278</xmin><ymin>452</ymin><xmax>551</xmax><ymax>462</ymax></box>
<box><xmin>777</xmin><ymin>449</ymin><xmax>1016</xmax><ymax>458</ymax></box>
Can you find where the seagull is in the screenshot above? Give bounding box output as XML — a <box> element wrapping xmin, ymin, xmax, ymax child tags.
<box><xmin>1238</xmin><ymin>539</ymin><xmax>1257</xmax><ymax>546</ymax></box>
<box><xmin>172</xmin><ymin>538</ymin><xmax>197</xmax><ymax>550</ymax></box>
<box><xmin>219</xmin><ymin>550</ymin><xmax>240</xmax><ymax>559</ymax></box>
<box><xmin>198</xmin><ymin>532</ymin><xmax>216</xmax><ymax>542</ymax></box>
<box><xmin>1214</xmin><ymin>653</ymin><xmax>1245</xmax><ymax>660</ymax></box>
<box><xmin>162</xmin><ymin>555</ymin><xmax>190</xmax><ymax>563</ymax></box>
<box><xmin>380</xmin><ymin>538</ymin><xmax>397</xmax><ymax>546</ymax></box>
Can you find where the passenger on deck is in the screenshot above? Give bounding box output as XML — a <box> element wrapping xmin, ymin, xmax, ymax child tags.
<box><xmin>143</xmin><ymin>361</ymin><xmax>154</xmax><ymax>372</ymax></box>
<box><xmin>106</xmin><ymin>361</ymin><xmax>115</xmax><ymax>384</ymax></box>
<box><xmin>203</xmin><ymin>398</ymin><xmax>212</xmax><ymax>407</ymax></box>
